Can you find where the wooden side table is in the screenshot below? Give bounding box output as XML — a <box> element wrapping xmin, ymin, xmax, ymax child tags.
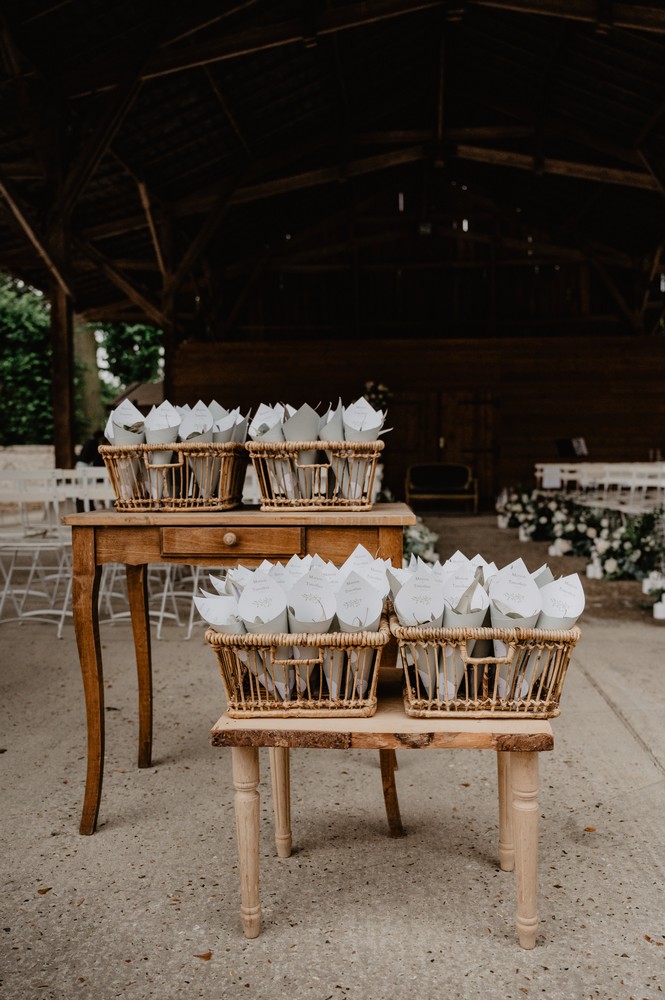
<box><xmin>62</xmin><ymin>504</ymin><xmax>416</xmax><ymax>835</ymax></box>
<box><xmin>212</xmin><ymin>689</ymin><xmax>554</xmax><ymax>950</ymax></box>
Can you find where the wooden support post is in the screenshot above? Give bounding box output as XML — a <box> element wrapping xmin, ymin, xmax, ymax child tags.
<box><xmin>50</xmin><ymin>272</ymin><xmax>76</xmax><ymax>468</ymax></box>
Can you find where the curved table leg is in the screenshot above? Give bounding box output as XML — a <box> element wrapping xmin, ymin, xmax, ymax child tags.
<box><xmin>126</xmin><ymin>564</ymin><xmax>152</xmax><ymax>768</ymax></box>
<box><xmin>510</xmin><ymin>751</ymin><xmax>540</xmax><ymax>949</ymax></box>
<box><xmin>380</xmin><ymin>749</ymin><xmax>405</xmax><ymax>837</ymax></box>
<box><xmin>72</xmin><ymin>528</ymin><xmax>103</xmax><ymax>835</ymax></box>
<box><xmin>232</xmin><ymin>746</ymin><xmax>261</xmax><ymax>939</ymax></box>
<box><xmin>269</xmin><ymin>747</ymin><xmax>292</xmax><ymax>858</ymax></box>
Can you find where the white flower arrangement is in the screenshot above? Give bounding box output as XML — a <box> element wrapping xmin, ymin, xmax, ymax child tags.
<box><xmin>403</xmin><ymin>517</ymin><xmax>439</xmax><ymax>563</ymax></box>
<box><xmin>497</xmin><ymin>488</ymin><xmax>665</xmax><ymax>581</ymax></box>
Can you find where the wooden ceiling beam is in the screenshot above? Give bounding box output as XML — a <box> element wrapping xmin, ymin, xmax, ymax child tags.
<box><xmin>163</xmin><ymin>177</ymin><xmax>239</xmax><ymax>307</ymax></box>
<box><xmin>0</xmin><ymin>168</ymin><xmax>73</xmax><ymax>297</ymax></box>
<box><xmin>0</xmin><ymin>14</ymin><xmax>53</xmax><ymax>176</ymax></box>
<box><xmin>137</xmin><ymin>181</ymin><xmax>167</xmax><ymax>278</ymax></box>
<box><xmin>0</xmin><ymin>159</ymin><xmax>43</xmax><ymax>180</ymax></box>
<box><xmin>454</xmin><ymin>144</ymin><xmax>657</xmax><ymax>190</ymax></box>
<box><xmin>53</xmin><ymin>60</ymin><xmax>146</xmax><ymax>224</ymax></box>
<box><xmin>74</xmin><ymin>238</ymin><xmax>167</xmax><ymax>327</ymax></box>
<box><xmin>222</xmin><ymin>248</ymin><xmax>271</xmax><ymax>336</ymax></box>
<box><xmin>635</xmin><ymin>146</ymin><xmax>665</xmax><ymax>201</ymax></box>
<box><xmin>587</xmin><ymin>255</ymin><xmax>642</xmax><ymax>332</ymax></box>
<box><xmin>466</xmin><ymin>1</ymin><xmax>665</xmax><ymax>34</ymax></box>
<box><xmin>232</xmin><ymin>146</ymin><xmax>428</xmax><ymax>204</ymax></box>
<box><xmin>65</xmin><ymin>0</ymin><xmax>443</xmax><ymax>97</ymax></box>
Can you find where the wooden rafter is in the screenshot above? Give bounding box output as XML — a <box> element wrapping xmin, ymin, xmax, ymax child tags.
<box><xmin>640</xmin><ymin>241</ymin><xmax>664</xmax><ymax>315</ymax></box>
<box><xmin>454</xmin><ymin>144</ymin><xmax>657</xmax><ymax>191</ymax></box>
<box><xmin>233</xmin><ymin>146</ymin><xmax>428</xmax><ymax>204</ymax></box>
<box><xmin>74</xmin><ymin>238</ymin><xmax>166</xmax><ymax>327</ymax></box>
<box><xmin>137</xmin><ymin>181</ymin><xmax>166</xmax><ymax>277</ymax></box>
<box><xmin>64</xmin><ymin>0</ymin><xmax>443</xmax><ymax>96</ymax></box>
<box><xmin>635</xmin><ymin>147</ymin><xmax>665</xmax><ymax>201</ymax></box>
<box><xmin>223</xmin><ymin>248</ymin><xmax>271</xmax><ymax>335</ymax></box>
<box><xmin>53</xmin><ymin>58</ymin><xmax>147</xmax><ymax>225</ymax></box>
<box><xmin>467</xmin><ymin>1</ymin><xmax>665</xmax><ymax>34</ymax></box>
<box><xmin>0</xmin><ymin>168</ymin><xmax>73</xmax><ymax>297</ymax></box>
<box><xmin>588</xmin><ymin>255</ymin><xmax>642</xmax><ymax>332</ymax></box>
<box><xmin>163</xmin><ymin>176</ymin><xmax>239</xmax><ymax>308</ymax></box>
<box><xmin>0</xmin><ymin>14</ymin><xmax>52</xmax><ymax>175</ymax></box>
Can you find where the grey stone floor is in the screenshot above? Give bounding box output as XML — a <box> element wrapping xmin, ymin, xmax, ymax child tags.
<box><xmin>2</xmin><ymin>520</ymin><xmax>665</xmax><ymax>999</ymax></box>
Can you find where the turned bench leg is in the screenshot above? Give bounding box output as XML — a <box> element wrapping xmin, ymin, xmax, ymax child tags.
<box><xmin>497</xmin><ymin>751</ymin><xmax>514</xmax><ymax>871</ymax></box>
<box><xmin>510</xmin><ymin>751</ymin><xmax>540</xmax><ymax>949</ymax></box>
<box><xmin>269</xmin><ymin>747</ymin><xmax>292</xmax><ymax>858</ymax></box>
<box><xmin>232</xmin><ymin>746</ymin><xmax>261</xmax><ymax>939</ymax></box>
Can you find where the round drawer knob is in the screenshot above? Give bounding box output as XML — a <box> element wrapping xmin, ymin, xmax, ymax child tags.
<box><xmin>223</xmin><ymin>531</ymin><xmax>237</xmax><ymax>547</ymax></box>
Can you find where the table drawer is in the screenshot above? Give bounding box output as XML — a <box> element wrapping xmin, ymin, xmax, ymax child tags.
<box><xmin>160</xmin><ymin>526</ymin><xmax>303</xmax><ymax>559</ymax></box>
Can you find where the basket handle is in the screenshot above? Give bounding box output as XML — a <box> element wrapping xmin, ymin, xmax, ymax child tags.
<box><xmin>144</xmin><ymin>452</ymin><xmax>185</xmax><ymax>470</ymax></box>
<box><xmin>292</xmin><ymin>450</ymin><xmax>330</xmax><ymax>471</ymax></box>
<box><xmin>458</xmin><ymin>640</ymin><xmax>516</xmax><ymax>668</ymax></box>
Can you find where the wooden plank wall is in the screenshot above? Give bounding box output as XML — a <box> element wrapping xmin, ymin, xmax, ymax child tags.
<box><xmin>173</xmin><ymin>336</ymin><xmax>665</xmax><ymax>504</ymax></box>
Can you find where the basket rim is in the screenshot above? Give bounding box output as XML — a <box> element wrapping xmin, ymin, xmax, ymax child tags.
<box><xmin>99</xmin><ymin>441</ymin><xmax>246</xmax><ymax>454</ymax></box>
<box><xmin>389</xmin><ymin>612</ymin><xmax>580</xmax><ymax>644</ymax></box>
<box><xmin>246</xmin><ymin>439</ymin><xmax>384</xmax><ymax>453</ymax></box>
<box><xmin>205</xmin><ymin>615</ymin><xmax>390</xmax><ymax>649</ymax></box>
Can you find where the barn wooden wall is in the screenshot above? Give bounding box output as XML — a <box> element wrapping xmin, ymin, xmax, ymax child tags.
<box><xmin>172</xmin><ymin>336</ymin><xmax>665</xmax><ymax>507</ymax></box>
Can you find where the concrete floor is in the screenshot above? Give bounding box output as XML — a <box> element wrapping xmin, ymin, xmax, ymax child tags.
<box><xmin>2</xmin><ymin>519</ymin><xmax>665</xmax><ymax>999</ymax></box>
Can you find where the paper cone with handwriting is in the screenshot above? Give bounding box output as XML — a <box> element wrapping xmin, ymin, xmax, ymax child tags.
<box><xmin>330</xmin><ymin>571</ymin><xmax>383</xmax><ymax>698</ymax></box>
<box><xmin>178</xmin><ymin>401</ymin><xmax>215</xmax><ymax>497</ymax></box>
<box><xmin>532</xmin><ymin>563</ymin><xmax>555</xmax><ymax>589</ymax></box>
<box><xmin>439</xmin><ymin>576</ymin><xmax>491</xmax><ymax>698</ymax></box>
<box><xmin>342</xmin><ymin>397</ymin><xmax>385</xmax><ymax>442</ymax></box>
<box><xmin>387</xmin><ymin>566</ymin><xmax>412</xmax><ymax>599</ymax></box>
<box><xmin>194</xmin><ymin>593</ymin><xmax>245</xmax><ymax>633</ymax></box>
<box><xmin>238</xmin><ymin>574</ymin><xmax>291</xmax><ymax>699</ymax></box>
<box><xmin>394</xmin><ymin>570</ymin><xmax>445</xmax><ymax>698</ymax></box>
<box><xmin>231</xmin><ymin>412</ymin><xmax>249</xmax><ymax>444</ymax></box>
<box><xmin>536</xmin><ymin>573</ymin><xmax>584</xmax><ymax>630</ymax></box>
<box><xmin>225</xmin><ymin>565</ymin><xmax>255</xmax><ymax>597</ymax></box>
<box><xmin>208</xmin><ymin>400</ymin><xmax>228</xmax><ymax>422</ymax></box>
<box><xmin>319</xmin><ymin>400</ymin><xmax>345</xmax><ymax>499</ymax></box>
<box><xmin>144</xmin><ymin>402</ymin><xmax>181</xmax><ymax>499</ymax></box>
<box><xmin>284</xmin><ymin>403</ymin><xmax>320</xmax><ymax>498</ymax></box>
<box><xmin>105</xmin><ymin>400</ymin><xmax>145</xmax><ymax>499</ymax></box>
<box><xmin>489</xmin><ymin>559</ymin><xmax>542</xmax><ymax>698</ymax></box>
<box><xmin>287</xmin><ymin>566</ymin><xmax>335</xmax><ymax>693</ymax></box>
<box><xmin>212</xmin><ymin>410</ymin><xmax>237</xmax><ymax>443</ymax></box>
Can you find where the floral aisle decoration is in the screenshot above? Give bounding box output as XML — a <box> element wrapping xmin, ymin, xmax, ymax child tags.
<box><xmin>497</xmin><ymin>489</ymin><xmax>665</xmax><ymax>582</ymax></box>
<box><xmin>585</xmin><ymin>509</ymin><xmax>664</xmax><ymax>581</ymax></box>
<box><xmin>642</xmin><ymin>571</ymin><xmax>665</xmax><ymax>620</ymax></box>
<box><xmin>403</xmin><ymin>518</ymin><xmax>439</xmax><ymax>563</ymax></box>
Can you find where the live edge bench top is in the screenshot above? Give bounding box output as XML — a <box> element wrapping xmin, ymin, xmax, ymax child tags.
<box><xmin>211</xmin><ymin>692</ymin><xmax>555</xmax><ymax>753</ymax></box>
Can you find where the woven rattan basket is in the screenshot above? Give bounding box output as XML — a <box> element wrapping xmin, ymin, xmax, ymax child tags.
<box><xmin>245</xmin><ymin>440</ymin><xmax>384</xmax><ymax>511</ymax></box>
<box><xmin>99</xmin><ymin>442</ymin><xmax>248</xmax><ymax>511</ymax></box>
<box><xmin>389</xmin><ymin>614</ymin><xmax>580</xmax><ymax>718</ymax></box>
<box><xmin>205</xmin><ymin>616</ymin><xmax>390</xmax><ymax>717</ymax></box>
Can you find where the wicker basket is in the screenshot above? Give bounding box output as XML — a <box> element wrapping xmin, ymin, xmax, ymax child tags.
<box><xmin>389</xmin><ymin>614</ymin><xmax>580</xmax><ymax>718</ymax></box>
<box><xmin>205</xmin><ymin>616</ymin><xmax>390</xmax><ymax>717</ymax></box>
<box><xmin>99</xmin><ymin>442</ymin><xmax>248</xmax><ymax>511</ymax></box>
<box><xmin>245</xmin><ymin>440</ymin><xmax>384</xmax><ymax>511</ymax></box>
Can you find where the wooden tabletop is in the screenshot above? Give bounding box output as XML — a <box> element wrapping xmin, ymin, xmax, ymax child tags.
<box><xmin>63</xmin><ymin>501</ymin><xmax>416</xmax><ymax>527</ymax></box>
<box><xmin>211</xmin><ymin>692</ymin><xmax>554</xmax><ymax>752</ymax></box>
